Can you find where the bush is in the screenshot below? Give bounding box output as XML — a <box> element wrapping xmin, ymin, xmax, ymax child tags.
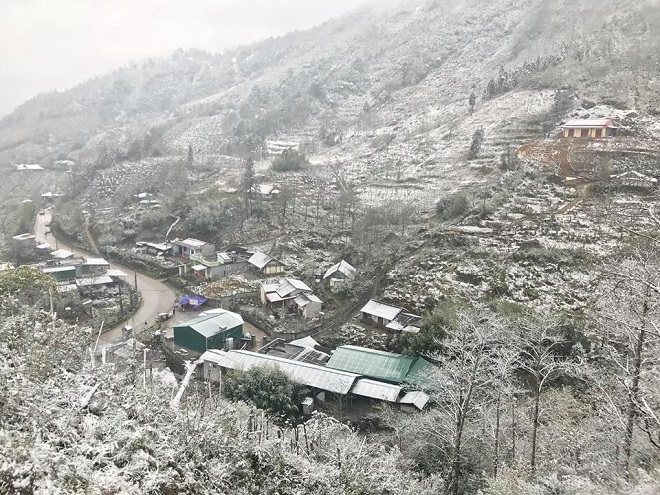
<box><xmin>437</xmin><ymin>192</ymin><xmax>470</xmax><ymax>220</ymax></box>
<box><xmin>272</xmin><ymin>150</ymin><xmax>307</xmax><ymax>172</ymax></box>
<box><xmin>223</xmin><ymin>365</ymin><xmax>304</xmax><ymax>419</ymax></box>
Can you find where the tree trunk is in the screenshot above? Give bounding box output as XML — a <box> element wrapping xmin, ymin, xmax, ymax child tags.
<box><xmin>530</xmin><ymin>386</ymin><xmax>540</xmax><ymax>474</ymax></box>
<box><xmin>494</xmin><ymin>393</ymin><xmax>501</xmax><ymax>478</ymax></box>
<box><xmin>623</xmin><ymin>326</ymin><xmax>646</xmax><ymax>478</ymax></box>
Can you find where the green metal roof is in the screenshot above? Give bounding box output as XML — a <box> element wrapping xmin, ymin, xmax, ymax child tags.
<box><xmin>326</xmin><ymin>345</ymin><xmax>429</xmax><ymax>384</ymax></box>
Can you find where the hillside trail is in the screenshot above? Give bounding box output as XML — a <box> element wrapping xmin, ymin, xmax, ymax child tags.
<box><xmin>83</xmin><ymin>216</ymin><xmax>101</xmax><ymax>255</ymax></box>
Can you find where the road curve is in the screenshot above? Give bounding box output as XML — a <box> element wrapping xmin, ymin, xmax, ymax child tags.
<box><xmin>35</xmin><ymin>209</ymin><xmax>175</xmax><ymax>345</ymax></box>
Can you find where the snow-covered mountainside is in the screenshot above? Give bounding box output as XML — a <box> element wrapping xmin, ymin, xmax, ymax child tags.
<box><xmin>1</xmin><ymin>0</ymin><xmax>660</xmax><ymax>216</ymax></box>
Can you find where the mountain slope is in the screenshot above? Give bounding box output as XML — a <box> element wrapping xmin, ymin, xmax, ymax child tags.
<box><xmin>1</xmin><ymin>0</ymin><xmax>660</xmax><ymax>217</ymax></box>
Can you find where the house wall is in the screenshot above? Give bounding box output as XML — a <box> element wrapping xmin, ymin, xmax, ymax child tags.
<box><xmin>205</xmin><ymin>325</ymin><xmax>243</xmax><ymax>351</ymax></box>
<box><xmin>173</xmin><ymin>326</ymin><xmax>207</xmax><ymax>353</ymax></box>
<box><xmin>264</xmin><ymin>262</ymin><xmax>285</xmax><ymax>275</ymax></box>
<box><xmin>207</xmin><ymin>260</ymin><xmax>249</xmax><ymax>280</ymax></box>
<box><xmin>303</xmin><ymin>301</ymin><xmax>322</xmax><ymax>319</ymax></box>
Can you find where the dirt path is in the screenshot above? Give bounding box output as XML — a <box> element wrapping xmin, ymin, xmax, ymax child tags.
<box><xmin>35</xmin><ymin>209</ymin><xmax>176</xmax><ymax>345</ymax></box>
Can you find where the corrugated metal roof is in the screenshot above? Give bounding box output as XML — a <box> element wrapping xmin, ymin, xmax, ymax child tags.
<box><xmin>360</xmin><ymin>300</ymin><xmax>402</xmax><ymax>321</ymax></box>
<box><xmin>351</xmin><ymin>378</ymin><xmax>401</xmax><ymax>402</ymax></box>
<box><xmin>43</xmin><ymin>266</ymin><xmax>76</xmax><ymax>273</ymax></box>
<box><xmin>76</xmin><ymin>275</ymin><xmax>114</xmax><ymax>286</ymax></box>
<box><xmin>175</xmin><ymin>311</ymin><xmax>243</xmax><ymax>338</ymax></box>
<box><xmin>563</xmin><ymin>118</ymin><xmax>613</xmax><ymax>128</ymax></box>
<box><xmin>323</xmin><ymin>260</ymin><xmax>357</xmax><ymax>280</ymax></box>
<box><xmin>50</xmin><ymin>249</ymin><xmax>74</xmax><ymax>259</ymax></box>
<box><xmin>83</xmin><ymin>258</ymin><xmax>109</xmax><ymax>266</ymax></box>
<box><xmin>248</xmin><ymin>251</ymin><xmax>273</xmax><ymax>269</ymax></box>
<box><xmin>399</xmin><ymin>391</ymin><xmax>430</xmax><ymax>410</ymax></box>
<box><xmin>181</xmin><ymin>238</ymin><xmax>207</xmax><ymax>248</ymax></box>
<box><xmin>327</xmin><ymin>345</ymin><xmax>428</xmax><ymax>384</ymax></box>
<box><xmin>107</xmin><ymin>269</ymin><xmax>127</xmax><ymax>278</ymax></box>
<box><xmin>204</xmin><ymin>350</ymin><xmax>359</xmax><ymax>394</ymax></box>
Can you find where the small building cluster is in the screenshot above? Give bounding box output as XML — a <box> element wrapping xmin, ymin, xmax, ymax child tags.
<box><xmin>261</xmin><ymin>278</ymin><xmax>323</xmax><ymax>319</ymax></box>
<box><xmin>199</xmin><ymin>339</ymin><xmax>430</xmax><ymax>413</ymax></box>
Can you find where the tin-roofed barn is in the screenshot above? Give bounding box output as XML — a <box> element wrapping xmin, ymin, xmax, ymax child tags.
<box><xmin>248</xmin><ymin>251</ymin><xmax>285</xmax><ymax>275</ymax></box>
<box><xmin>326</xmin><ymin>345</ymin><xmax>429</xmax><ymax>384</ymax></box>
<box><xmin>360</xmin><ymin>299</ymin><xmax>403</xmax><ymax>327</ymax></box>
<box><xmin>173</xmin><ymin>309</ymin><xmax>243</xmax><ymax>353</ymax></box>
<box><xmin>323</xmin><ymin>260</ymin><xmax>356</xmax><ymax>287</ymax></box>
<box><xmin>562</xmin><ymin>118</ymin><xmax>615</xmax><ymax>138</ymax></box>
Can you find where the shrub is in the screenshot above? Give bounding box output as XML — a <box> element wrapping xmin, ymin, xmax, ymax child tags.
<box><xmin>272</xmin><ymin>150</ymin><xmax>307</xmax><ymax>172</ymax></box>
<box><xmin>437</xmin><ymin>192</ymin><xmax>470</xmax><ymax>220</ymax></box>
<box><xmin>223</xmin><ymin>365</ymin><xmax>304</xmax><ymax>419</ymax></box>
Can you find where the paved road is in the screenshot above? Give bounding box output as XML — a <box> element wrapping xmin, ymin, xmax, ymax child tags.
<box><xmin>35</xmin><ymin>209</ymin><xmax>175</xmax><ymax>345</ymax></box>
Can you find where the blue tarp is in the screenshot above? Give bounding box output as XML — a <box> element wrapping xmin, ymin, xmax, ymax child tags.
<box><xmin>179</xmin><ymin>295</ymin><xmax>208</xmax><ymax>308</ymax></box>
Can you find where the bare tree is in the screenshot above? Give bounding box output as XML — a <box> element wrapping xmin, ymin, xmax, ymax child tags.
<box><xmin>413</xmin><ymin>308</ymin><xmax>515</xmax><ymax>494</ymax></box>
<box><xmin>597</xmin><ymin>247</ymin><xmax>660</xmax><ymax>478</ymax></box>
<box><xmin>514</xmin><ymin>314</ymin><xmax>581</xmax><ymax>474</ymax></box>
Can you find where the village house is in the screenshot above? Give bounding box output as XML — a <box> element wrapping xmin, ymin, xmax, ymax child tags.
<box><xmin>261</xmin><ymin>278</ymin><xmax>323</xmax><ymax>318</ymax></box>
<box><xmin>81</xmin><ymin>258</ymin><xmax>110</xmax><ymax>277</ymax></box>
<box><xmin>11</xmin><ymin>233</ymin><xmax>37</xmax><ymax>247</ymax></box>
<box><xmin>360</xmin><ymin>299</ymin><xmax>422</xmax><ymax>334</ymax></box>
<box><xmin>322</xmin><ymin>260</ymin><xmax>356</xmax><ymax>287</ymax></box>
<box><xmin>261</xmin><ymin>278</ymin><xmax>313</xmax><ymax>306</ymax></box>
<box><xmin>190</xmin><ymin>251</ymin><xmax>250</xmax><ymax>280</ymax></box>
<box><xmin>14</xmin><ymin>164</ymin><xmax>44</xmax><ymax>171</ymax></box>
<box><xmin>248</xmin><ymin>251</ymin><xmax>285</xmax><ymax>275</ymax></box>
<box><xmin>293</xmin><ymin>292</ymin><xmax>323</xmax><ymax>319</ymax></box>
<box><xmin>251</xmin><ymin>183</ymin><xmax>281</xmax><ymax>201</ymax></box>
<box><xmin>561</xmin><ymin>118</ymin><xmax>615</xmax><ymax>138</ymax></box>
<box><xmin>173</xmin><ymin>309</ymin><xmax>244</xmax><ymax>354</ymax></box>
<box><xmin>266</xmin><ymin>140</ymin><xmax>300</xmax><ymax>156</ymax></box>
<box><xmin>140</xmin><ymin>241</ymin><xmax>172</xmax><ymax>256</ymax></box>
<box><xmin>172</xmin><ymin>238</ymin><xmax>215</xmax><ymax>260</ymax></box>
<box><xmin>134</xmin><ymin>192</ymin><xmax>159</xmax><ymax>206</ymax></box>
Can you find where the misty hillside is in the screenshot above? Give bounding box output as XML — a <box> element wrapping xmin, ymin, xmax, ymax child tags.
<box><xmin>2</xmin><ymin>0</ymin><xmax>660</xmax><ymax>181</ymax></box>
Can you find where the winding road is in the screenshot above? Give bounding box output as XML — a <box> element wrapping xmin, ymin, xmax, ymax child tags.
<box><xmin>35</xmin><ymin>209</ymin><xmax>175</xmax><ymax>345</ymax></box>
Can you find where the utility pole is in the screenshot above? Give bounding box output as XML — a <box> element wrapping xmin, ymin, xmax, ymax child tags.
<box><xmin>118</xmin><ymin>281</ymin><xmax>124</xmax><ymax>316</ymax></box>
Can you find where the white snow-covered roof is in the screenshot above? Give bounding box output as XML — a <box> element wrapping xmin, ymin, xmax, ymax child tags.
<box><xmin>275</xmin><ymin>278</ymin><xmax>311</xmax><ymax>297</ymax></box>
<box><xmin>200</xmin><ymin>308</ymin><xmax>245</xmax><ymax>326</ymax></box>
<box><xmin>50</xmin><ymin>249</ymin><xmax>74</xmax><ymax>259</ymax></box>
<box><xmin>248</xmin><ymin>251</ymin><xmax>274</xmax><ymax>269</ymax></box>
<box><xmin>254</xmin><ymin>184</ymin><xmax>281</xmax><ymax>195</ymax></box>
<box><xmin>399</xmin><ymin>391</ymin><xmax>430</xmax><ymax>410</ymax></box>
<box><xmin>181</xmin><ymin>238</ymin><xmax>207</xmax><ymax>248</ymax></box>
<box><xmin>350</xmin><ymin>378</ymin><xmax>401</xmax><ymax>402</ymax></box>
<box><xmin>289</xmin><ymin>336</ymin><xmax>320</xmax><ymax>348</ymax></box>
<box><xmin>192</xmin><ymin>264</ymin><xmax>206</xmax><ymax>271</ymax></box>
<box><xmin>11</xmin><ymin>233</ymin><xmax>35</xmax><ymax>241</ymax></box>
<box><xmin>201</xmin><ymin>349</ymin><xmax>359</xmax><ymax>395</ymax></box>
<box><xmin>294</xmin><ymin>293</ymin><xmax>322</xmax><ymax>308</ymax></box>
<box><xmin>15</xmin><ymin>164</ymin><xmax>44</xmax><ymax>170</ymax></box>
<box><xmin>563</xmin><ymin>118</ymin><xmax>613</xmax><ymax>128</ymax></box>
<box><xmin>36</xmin><ymin>243</ymin><xmax>52</xmax><ymax>250</ymax></box>
<box><xmin>360</xmin><ymin>300</ymin><xmax>402</xmax><ymax>321</ymax></box>
<box><xmin>107</xmin><ymin>269</ymin><xmax>127</xmax><ymax>278</ymax></box>
<box><xmin>83</xmin><ymin>258</ymin><xmax>109</xmax><ymax>266</ymax></box>
<box><xmin>323</xmin><ymin>260</ymin><xmax>357</xmax><ymax>280</ymax></box>
<box><xmin>76</xmin><ymin>275</ymin><xmax>114</xmax><ymax>286</ymax></box>
<box><xmin>145</xmin><ymin>242</ymin><xmax>170</xmax><ymax>251</ymax></box>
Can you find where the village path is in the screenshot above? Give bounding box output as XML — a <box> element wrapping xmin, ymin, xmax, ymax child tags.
<box><xmin>35</xmin><ymin>208</ymin><xmax>176</xmax><ymax>345</ymax></box>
